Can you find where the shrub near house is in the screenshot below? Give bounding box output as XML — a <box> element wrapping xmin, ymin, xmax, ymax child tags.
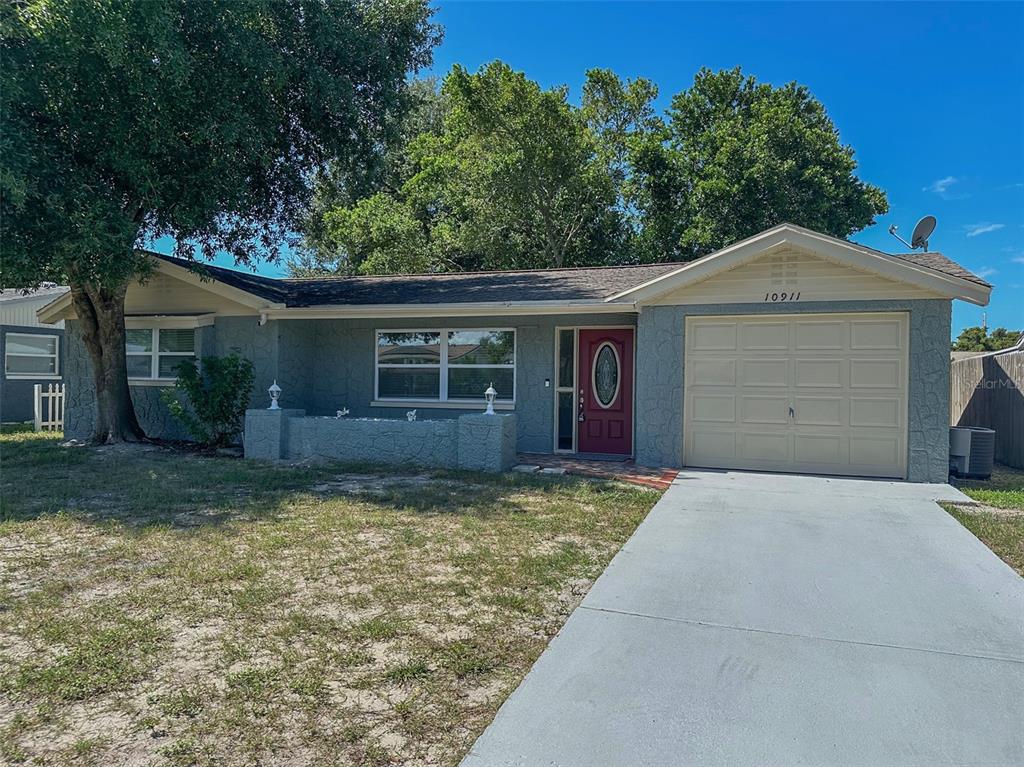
<box><xmin>162</xmin><ymin>355</ymin><xmax>254</xmax><ymax>447</ymax></box>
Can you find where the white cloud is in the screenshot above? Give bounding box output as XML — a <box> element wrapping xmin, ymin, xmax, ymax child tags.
<box><xmin>1012</xmin><ymin>256</ymin><xmax>1024</xmax><ymax>265</ymax></box>
<box><xmin>924</xmin><ymin>176</ymin><xmax>958</xmax><ymax>194</ymax></box>
<box><xmin>975</xmin><ymin>266</ymin><xmax>998</xmax><ymax>278</ymax></box>
<box><xmin>964</xmin><ymin>222</ymin><xmax>1005</xmax><ymax>237</ymax></box>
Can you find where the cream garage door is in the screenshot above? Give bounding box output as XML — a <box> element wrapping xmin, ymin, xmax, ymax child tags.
<box><xmin>683</xmin><ymin>312</ymin><xmax>908</xmax><ymax>478</ymax></box>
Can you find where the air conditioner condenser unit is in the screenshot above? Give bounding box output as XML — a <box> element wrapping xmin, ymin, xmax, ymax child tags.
<box><xmin>949</xmin><ymin>426</ymin><xmax>995</xmax><ymax>479</ymax></box>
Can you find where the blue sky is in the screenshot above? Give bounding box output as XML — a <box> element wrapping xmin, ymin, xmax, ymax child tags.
<box><xmin>186</xmin><ymin>1</ymin><xmax>1024</xmax><ymax>335</ymax></box>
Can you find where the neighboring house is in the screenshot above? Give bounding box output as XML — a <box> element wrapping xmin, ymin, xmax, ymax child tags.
<box><xmin>1</xmin><ymin>284</ymin><xmax>69</xmax><ymax>423</ymax></box>
<box><xmin>37</xmin><ymin>223</ymin><xmax>991</xmax><ymax>482</ymax></box>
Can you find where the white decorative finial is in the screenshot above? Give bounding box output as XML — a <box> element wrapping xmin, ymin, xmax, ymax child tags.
<box><xmin>406</xmin><ymin>409</ymin><xmax>417</xmax><ymax>422</ymax></box>
<box><xmin>484</xmin><ymin>383</ymin><xmax>497</xmax><ymax>415</ymax></box>
<box><xmin>268</xmin><ymin>380</ymin><xmax>282</xmax><ymax>410</ymax></box>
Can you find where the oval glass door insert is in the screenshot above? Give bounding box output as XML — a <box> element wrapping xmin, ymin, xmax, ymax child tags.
<box><xmin>593</xmin><ymin>342</ymin><xmax>620</xmax><ymax>408</ymax></box>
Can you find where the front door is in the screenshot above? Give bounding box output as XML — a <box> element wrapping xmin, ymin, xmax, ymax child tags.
<box><xmin>577</xmin><ymin>328</ymin><xmax>634</xmax><ymax>455</ymax></box>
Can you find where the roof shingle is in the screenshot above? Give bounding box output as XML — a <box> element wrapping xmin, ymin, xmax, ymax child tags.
<box><xmin>151</xmin><ymin>242</ymin><xmax>989</xmax><ymax>308</ymax></box>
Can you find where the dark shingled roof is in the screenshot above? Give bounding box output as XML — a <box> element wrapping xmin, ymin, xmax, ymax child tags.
<box><xmin>151</xmin><ymin>245</ymin><xmax>989</xmax><ymax>307</ymax></box>
<box><xmin>152</xmin><ymin>253</ymin><xmax>682</xmax><ymax>306</ymax></box>
<box><xmin>890</xmin><ymin>252</ymin><xmax>991</xmax><ymax>287</ymax></box>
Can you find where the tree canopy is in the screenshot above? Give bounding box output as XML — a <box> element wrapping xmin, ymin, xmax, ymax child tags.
<box><xmin>1</xmin><ymin>0</ymin><xmax>437</xmax><ymax>440</ymax></box>
<box><xmin>631</xmin><ymin>67</ymin><xmax>888</xmax><ymax>260</ymax></box>
<box><xmin>298</xmin><ymin>64</ymin><xmax>888</xmax><ymax>275</ymax></box>
<box><xmin>952</xmin><ymin>326</ymin><xmax>1022</xmax><ymax>352</ymax></box>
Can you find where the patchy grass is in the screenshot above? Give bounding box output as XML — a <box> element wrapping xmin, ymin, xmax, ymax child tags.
<box><xmin>944</xmin><ymin>464</ymin><xmax>1024</xmax><ymax>576</ymax></box>
<box><xmin>0</xmin><ymin>430</ymin><xmax>660</xmax><ymax>766</ymax></box>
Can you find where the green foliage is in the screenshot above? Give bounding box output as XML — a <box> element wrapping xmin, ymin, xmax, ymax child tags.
<box><xmin>162</xmin><ymin>355</ymin><xmax>255</xmax><ymax>447</ymax></box>
<box><xmin>952</xmin><ymin>326</ymin><xmax>1022</xmax><ymax>352</ymax></box>
<box><xmin>630</xmin><ymin>67</ymin><xmax>888</xmax><ymax>260</ymax></box>
<box><xmin>298</xmin><ymin>62</ymin><xmax>632</xmax><ymax>274</ymax></box>
<box><xmin>1</xmin><ymin>0</ymin><xmax>439</xmax><ymax>287</ymax></box>
<box><xmin>299</xmin><ymin>64</ymin><xmax>887</xmax><ymax>274</ymax></box>
<box><xmin>293</xmin><ymin>77</ymin><xmax>448</xmax><ymax>274</ymax></box>
<box><xmin>420</xmin><ymin>61</ymin><xmax>620</xmax><ymax>270</ymax></box>
<box><xmin>1</xmin><ymin>0</ymin><xmax>437</xmax><ymax>439</ymax></box>
<box><xmin>291</xmin><ymin>193</ymin><xmax>436</xmax><ymax>277</ymax></box>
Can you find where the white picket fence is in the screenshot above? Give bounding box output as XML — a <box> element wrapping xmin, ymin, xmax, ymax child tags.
<box><xmin>34</xmin><ymin>383</ymin><xmax>65</xmax><ymax>432</ymax></box>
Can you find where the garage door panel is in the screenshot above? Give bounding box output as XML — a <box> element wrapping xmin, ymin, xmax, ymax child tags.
<box><xmin>850</xmin><ymin>359</ymin><xmax>901</xmax><ymax>389</ymax></box>
<box><xmin>850</xmin><ymin>398</ymin><xmax>901</xmax><ymax>428</ymax></box>
<box><xmin>690</xmin><ymin>322</ymin><xmax>737</xmax><ymax>351</ymax></box>
<box><xmin>689</xmin><ymin>430</ymin><xmax>737</xmax><ymax>460</ymax></box>
<box><xmin>684</xmin><ymin>312</ymin><xmax>907</xmax><ymax>479</ymax></box>
<box><xmin>850</xmin><ymin>435</ymin><xmax>901</xmax><ymax>467</ymax></box>
<box><xmin>795</xmin><ymin>358</ymin><xmax>843</xmax><ymax>388</ymax></box>
<box><xmin>850</xmin><ymin>319</ymin><xmax>902</xmax><ymax>350</ymax></box>
<box><xmin>690</xmin><ymin>394</ymin><xmax>735</xmax><ymax>423</ymax></box>
<box><xmin>794</xmin><ymin>433</ymin><xmax>844</xmax><ymax>465</ymax></box>
<box><xmin>794</xmin><ymin>396</ymin><xmax>843</xmax><ymax>426</ymax></box>
<box><xmin>794</xmin><ymin>320</ymin><xmax>845</xmax><ymax>350</ymax></box>
<box><xmin>742</xmin><ymin>359</ymin><xmax>789</xmax><ymax>387</ymax></box>
<box><xmin>740</xmin><ymin>431</ymin><xmax>790</xmax><ymax>462</ymax></box>
<box><xmin>690</xmin><ymin>358</ymin><xmax>736</xmax><ymax>386</ymax></box>
<box><xmin>740</xmin><ymin>321</ymin><xmax>789</xmax><ymax>350</ymax></box>
<box><xmin>741</xmin><ymin>395</ymin><xmax>790</xmax><ymax>424</ymax></box>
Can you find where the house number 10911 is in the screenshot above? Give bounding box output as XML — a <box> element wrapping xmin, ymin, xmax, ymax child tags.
<box><xmin>764</xmin><ymin>291</ymin><xmax>801</xmax><ymax>302</ymax></box>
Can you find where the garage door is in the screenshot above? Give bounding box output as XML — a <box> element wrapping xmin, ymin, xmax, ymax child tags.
<box><xmin>683</xmin><ymin>312</ymin><xmax>908</xmax><ymax>478</ymax></box>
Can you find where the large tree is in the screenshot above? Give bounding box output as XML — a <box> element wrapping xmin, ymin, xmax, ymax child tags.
<box><xmin>630</xmin><ymin>67</ymin><xmax>888</xmax><ymax>261</ymax></box>
<box><xmin>1</xmin><ymin>0</ymin><xmax>437</xmax><ymax>441</ymax></box>
<box><xmin>299</xmin><ymin>62</ymin><xmax>627</xmax><ymax>275</ymax></box>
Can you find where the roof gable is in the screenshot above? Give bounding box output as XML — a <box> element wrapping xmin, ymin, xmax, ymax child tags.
<box><xmin>609</xmin><ymin>224</ymin><xmax>991</xmax><ymax>307</ymax></box>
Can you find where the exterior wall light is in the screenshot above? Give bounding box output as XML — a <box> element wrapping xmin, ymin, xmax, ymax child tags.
<box><xmin>484</xmin><ymin>383</ymin><xmax>498</xmax><ymax>415</ymax></box>
<box><xmin>268</xmin><ymin>380</ymin><xmax>282</xmax><ymax>410</ymax></box>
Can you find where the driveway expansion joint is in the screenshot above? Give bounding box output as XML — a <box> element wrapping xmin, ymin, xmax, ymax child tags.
<box><xmin>579</xmin><ymin>605</ymin><xmax>1024</xmax><ymax>665</ymax></box>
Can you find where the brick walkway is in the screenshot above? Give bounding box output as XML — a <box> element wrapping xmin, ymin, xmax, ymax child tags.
<box><xmin>517</xmin><ymin>454</ymin><xmax>678</xmax><ymax>491</ymax></box>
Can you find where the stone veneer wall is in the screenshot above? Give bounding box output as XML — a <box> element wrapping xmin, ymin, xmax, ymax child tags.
<box><xmin>634</xmin><ymin>299</ymin><xmax>952</xmax><ymax>483</ymax></box>
<box><xmin>244</xmin><ymin>409</ymin><xmax>516</xmax><ymax>472</ymax></box>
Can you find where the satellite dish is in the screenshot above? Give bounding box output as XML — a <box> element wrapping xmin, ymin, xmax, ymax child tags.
<box><xmin>887</xmin><ymin>215</ymin><xmax>937</xmax><ymax>252</ymax></box>
<box><xmin>910</xmin><ymin>215</ymin><xmax>937</xmax><ymax>251</ymax></box>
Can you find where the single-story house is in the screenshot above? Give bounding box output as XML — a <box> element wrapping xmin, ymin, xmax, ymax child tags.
<box><xmin>1</xmin><ymin>284</ymin><xmax>69</xmax><ymax>423</ymax></box>
<box><xmin>38</xmin><ymin>223</ymin><xmax>991</xmax><ymax>482</ymax></box>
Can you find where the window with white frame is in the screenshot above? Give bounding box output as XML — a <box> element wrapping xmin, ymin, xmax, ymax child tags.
<box><xmin>5</xmin><ymin>333</ymin><xmax>59</xmax><ymax>377</ymax></box>
<box><xmin>126</xmin><ymin>328</ymin><xmax>195</xmax><ymax>380</ymax></box>
<box><xmin>375</xmin><ymin>329</ymin><xmax>515</xmax><ymax>402</ymax></box>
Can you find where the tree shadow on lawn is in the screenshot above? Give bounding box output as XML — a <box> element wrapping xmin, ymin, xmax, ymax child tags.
<box><xmin>0</xmin><ymin>433</ymin><xmax>608</xmax><ymax>531</ymax></box>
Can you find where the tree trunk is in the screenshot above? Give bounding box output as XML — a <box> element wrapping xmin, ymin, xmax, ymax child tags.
<box><xmin>70</xmin><ymin>282</ymin><xmax>145</xmax><ymax>443</ymax></box>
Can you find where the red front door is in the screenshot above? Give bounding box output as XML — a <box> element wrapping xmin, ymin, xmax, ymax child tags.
<box><xmin>576</xmin><ymin>328</ymin><xmax>634</xmax><ymax>455</ymax></box>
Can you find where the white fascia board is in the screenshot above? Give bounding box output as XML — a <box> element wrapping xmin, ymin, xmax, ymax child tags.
<box><xmin>153</xmin><ymin>258</ymin><xmax>284</xmax><ymax>311</ymax></box>
<box><xmin>36</xmin><ymin>292</ymin><xmax>74</xmax><ymax>324</ymax></box>
<box><xmin>606</xmin><ymin>224</ymin><xmax>992</xmax><ymax>307</ymax></box>
<box><xmin>263</xmin><ymin>300</ymin><xmax>638</xmax><ymax>321</ymax></box>
<box><xmin>124</xmin><ymin>313</ymin><xmax>216</xmax><ymax>329</ymax></box>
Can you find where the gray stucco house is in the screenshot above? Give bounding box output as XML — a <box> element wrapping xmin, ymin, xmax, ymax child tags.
<box><xmin>1</xmin><ymin>285</ymin><xmax>69</xmax><ymax>423</ymax></box>
<box><xmin>38</xmin><ymin>224</ymin><xmax>991</xmax><ymax>482</ymax></box>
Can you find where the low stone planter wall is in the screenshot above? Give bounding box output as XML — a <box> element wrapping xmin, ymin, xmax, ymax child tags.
<box><xmin>243</xmin><ymin>409</ymin><xmax>516</xmax><ymax>472</ymax></box>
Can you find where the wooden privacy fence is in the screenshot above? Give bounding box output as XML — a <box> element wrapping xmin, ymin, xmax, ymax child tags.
<box><xmin>950</xmin><ymin>350</ymin><xmax>1023</xmax><ymax>469</ymax></box>
<box><xmin>33</xmin><ymin>383</ymin><xmax>65</xmax><ymax>432</ymax></box>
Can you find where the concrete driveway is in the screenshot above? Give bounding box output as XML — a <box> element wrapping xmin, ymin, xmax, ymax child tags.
<box><xmin>463</xmin><ymin>470</ymin><xmax>1024</xmax><ymax>767</ymax></box>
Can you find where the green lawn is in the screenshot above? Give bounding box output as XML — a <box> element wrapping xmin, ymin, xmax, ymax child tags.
<box><xmin>0</xmin><ymin>428</ymin><xmax>660</xmax><ymax>766</ymax></box>
<box><xmin>945</xmin><ymin>464</ymin><xmax>1024</xmax><ymax>577</ymax></box>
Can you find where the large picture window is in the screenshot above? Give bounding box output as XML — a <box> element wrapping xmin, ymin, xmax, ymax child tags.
<box><xmin>5</xmin><ymin>333</ymin><xmax>59</xmax><ymax>377</ymax></box>
<box><xmin>126</xmin><ymin>328</ymin><xmax>195</xmax><ymax>380</ymax></box>
<box><xmin>375</xmin><ymin>329</ymin><xmax>515</xmax><ymax>403</ymax></box>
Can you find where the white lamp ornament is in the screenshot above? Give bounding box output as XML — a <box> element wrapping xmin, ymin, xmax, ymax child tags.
<box><xmin>484</xmin><ymin>382</ymin><xmax>497</xmax><ymax>416</ymax></box>
<box><xmin>268</xmin><ymin>380</ymin><xmax>282</xmax><ymax>410</ymax></box>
